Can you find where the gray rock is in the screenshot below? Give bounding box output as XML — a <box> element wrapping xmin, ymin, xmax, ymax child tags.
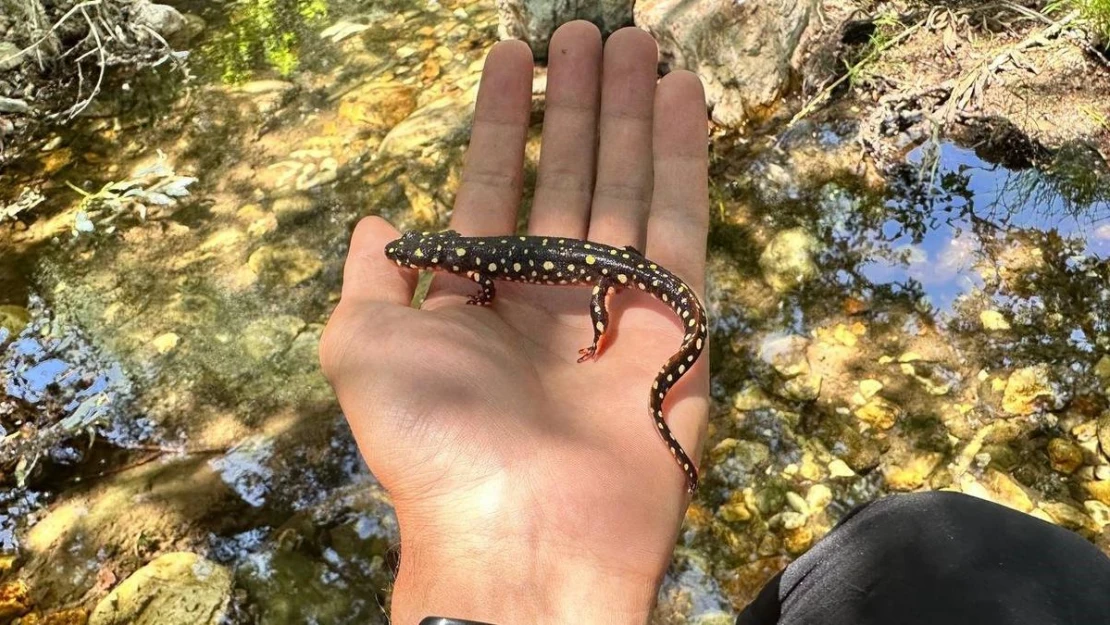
<box><xmin>132</xmin><ymin>0</ymin><xmax>187</xmax><ymax>38</ymax></box>
<box><xmin>497</xmin><ymin>0</ymin><xmax>633</xmax><ymax>59</ymax></box>
<box><xmin>635</xmin><ymin>0</ymin><xmax>818</xmax><ymax>127</ymax></box>
<box><xmin>0</xmin><ymin>96</ymin><xmax>30</xmax><ymax>114</ymax></box>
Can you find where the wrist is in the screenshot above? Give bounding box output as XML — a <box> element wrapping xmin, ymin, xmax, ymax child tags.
<box><xmin>388</xmin><ymin>479</ymin><xmax>663</xmax><ymax>625</ymax></box>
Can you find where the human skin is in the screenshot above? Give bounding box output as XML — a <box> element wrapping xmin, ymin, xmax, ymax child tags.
<box><xmin>319</xmin><ymin>22</ymin><xmax>710</xmax><ymax>625</ymax></box>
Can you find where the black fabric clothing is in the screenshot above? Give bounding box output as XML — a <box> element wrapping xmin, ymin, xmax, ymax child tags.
<box><xmin>737</xmin><ymin>491</ymin><xmax>1110</xmax><ymax>625</ymax></box>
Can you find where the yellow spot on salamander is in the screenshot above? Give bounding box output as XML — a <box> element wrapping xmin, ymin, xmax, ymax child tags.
<box><xmin>617</xmin><ymin>274</ymin><xmax>628</xmax><ymax>284</ymax></box>
<box><xmin>543</xmin><ymin>261</ymin><xmax>555</xmax><ymax>270</ymax></box>
<box><xmin>414</xmin><ymin>249</ymin><xmax>424</xmax><ymax>258</ymax></box>
<box><xmin>585</xmin><ymin>255</ymin><xmax>597</xmax><ymax>265</ymax></box>
<box><xmin>488</xmin><ymin>263</ymin><xmax>498</xmax><ymax>271</ymax></box>
<box><xmin>455</xmin><ymin>248</ymin><xmax>466</xmax><ymax>256</ymax></box>
<box><xmin>596</xmin><ymin>321</ymin><xmax>605</xmax><ymax>331</ymax></box>
<box><xmin>696</xmin><ymin>338</ymin><xmax>703</xmax><ymax>349</ymax></box>
<box><xmin>568</xmin><ymin>264</ymin><xmax>576</xmax><ymax>272</ymax></box>
<box><xmin>513</xmin><ymin>263</ymin><xmax>522</xmax><ymax>271</ymax></box>
<box><xmin>688</xmin><ymin>318</ymin><xmax>696</xmax><ymax>327</ymax></box>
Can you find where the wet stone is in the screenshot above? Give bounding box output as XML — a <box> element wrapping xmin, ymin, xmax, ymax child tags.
<box><xmin>378</xmin><ymin>79</ymin><xmax>479</xmax><ymax>157</ymax></box>
<box><xmin>1047</xmin><ymin>438</ymin><xmax>1084</xmax><ymax>474</ymax></box>
<box><xmin>1098</xmin><ymin>413</ymin><xmax>1110</xmax><ymax>459</ymax></box>
<box><xmin>859</xmin><ymin>379</ymin><xmax>883</xmax><ymax>399</ymax></box>
<box><xmin>19</xmin><ymin>608</ymin><xmax>89</xmax><ymax>624</ymax></box>
<box><xmin>882</xmin><ymin>442</ymin><xmax>943</xmax><ymax>491</ymax></box>
<box><xmin>828</xmin><ymin>459</ymin><xmax>856</xmax><ymax>478</ymax></box>
<box><xmin>1002</xmin><ymin>365</ymin><xmax>1060</xmax><ymax>415</ymax></box>
<box><xmin>1085</xmin><ymin>500</ymin><xmax>1110</xmax><ymax>529</ymax></box>
<box><xmin>758</xmin><ymin>228</ymin><xmax>818</xmax><ymax>292</ymax></box>
<box><xmin>759</xmin><ymin>334</ymin><xmax>810</xmax><ymax>378</ymax></box>
<box><xmin>151</xmin><ymin>332</ymin><xmax>180</xmax><ymax>354</ymax></box>
<box><xmin>272</xmin><ymin>194</ymin><xmax>316</xmax><ymax>223</ymax></box>
<box><xmin>1085</xmin><ymin>480</ymin><xmax>1110</xmax><ymax>506</ymax></box>
<box><xmin>980</xmin><ymin>310</ymin><xmax>1011</xmax><ymax>330</ymax></box>
<box><xmin>242</xmin><ymin>315</ymin><xmax>306</xmax><ymax>361</ymax></box>
<box><xmin>88</xmin><ymin>553</ymin><xmax>231</xmax><ymax>625</ymax></box>
<box><xmin>0</xmin><ymin>304</ymin><xmax>31</xmax><ymax>337</ymax></box>
<box><xmin>855</xmin><ymin>398</ymin><xmax>900</xmax><ymax>430</ymax></box>
<box><xmin>247</xmin><ymin>246</ymin><xmax>323</xmax><ymax>287</ymax></box>
<box><xmin>783</xmin><ymin>526</ymin><xmax>813</xmax><ymax>554</ymax></box>
<box><xmin>779</xmin><ymin>372</ymin><xmax>822</xmax><ymax>401</ymax></box>
<box><xmin>1039</xmin><ymin>501</ymin><xmax>1097</xmax><ymax>533</ymax></box>
<box><xmin>0</xmin><ymin>580</ymin><xmax>31</xmax><ymax>620</ymax></box>
<box><xmin>960</xmin><ymin>469</ymin><xmax>1035</xmax><ymax>513</ymax></box>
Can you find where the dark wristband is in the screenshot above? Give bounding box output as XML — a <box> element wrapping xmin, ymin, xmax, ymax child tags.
<box><xmin>420</xmin><ymin>619</ymin><xmax>498</xmax><ymax>625</ymax></box>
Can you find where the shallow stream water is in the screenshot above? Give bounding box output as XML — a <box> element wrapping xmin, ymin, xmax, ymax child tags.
<box><xmin>2</xmin><ymin>0</ymin><xmax>1110</xmax><ymax>622</ymax></box>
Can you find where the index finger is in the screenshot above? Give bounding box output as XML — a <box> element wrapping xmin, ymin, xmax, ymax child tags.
<box><xmin>644</xmin><ymin>71</ymin><xmax>709</xmax><ymax>297</ymax></box>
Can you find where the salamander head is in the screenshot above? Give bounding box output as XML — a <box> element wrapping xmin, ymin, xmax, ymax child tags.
<box><xmin>384</xmin><ymin>229</ymin><xmax>461</xmax><ymax>269</ymax></box>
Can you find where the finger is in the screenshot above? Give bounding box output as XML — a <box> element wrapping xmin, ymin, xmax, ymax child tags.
<box><xmin>645</xmin><ymin>71</ymin><xmax>709</xmax><ymax>297</ymax></box>
<box><xmin>527</xmin><ymin>21</ymin><xmax>602</xmax><ymax>238</ymax></box>
<box><xmin>340</xmin><ymin>216</ymin><xmax>418</xmax><ymax>305</ymax></box>
<box><xmin>587</xmin><ymin>27</ymin><xmax>658</xmax><ymax>250</ymax></box>
<box><xmin>450</xmin><ymin>40</ymin><xmax>534</xmax><ymax>236</ymax></box>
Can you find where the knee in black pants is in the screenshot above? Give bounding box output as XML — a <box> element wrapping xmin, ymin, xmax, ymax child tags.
<box><xmin>738</xmin><ymin>491</ymin><xmax>1110</xmax><ymax>625</ymax></box>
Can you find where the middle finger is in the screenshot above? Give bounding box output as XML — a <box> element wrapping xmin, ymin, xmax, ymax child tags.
<box><xmin>586</xmin><ymin>28</ymin><xmax>658</xmax><ymax>250</ymax></box>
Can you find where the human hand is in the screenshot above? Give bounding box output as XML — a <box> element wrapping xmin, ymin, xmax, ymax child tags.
<box><xmin>320</xmin><ymin>22</ymin><xmax>709</xmax><ymax>625</ymax></box>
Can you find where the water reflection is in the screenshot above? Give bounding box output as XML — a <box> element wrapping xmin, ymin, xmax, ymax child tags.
<box><xmin>859</xmin><ymin>142</ymin><xmax>1110</xmax><ymax>311</ymax></box>
<box><xmin>2</xmin><ymin>0</ymin><xmax>1110</xmax><ymax>619</ymax></box>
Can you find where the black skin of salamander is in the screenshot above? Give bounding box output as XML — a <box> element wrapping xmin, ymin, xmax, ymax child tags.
<box><xmin>385</xmin><ymin>229</ymin><xmax>707</xmax><ymax>493</ymax></box>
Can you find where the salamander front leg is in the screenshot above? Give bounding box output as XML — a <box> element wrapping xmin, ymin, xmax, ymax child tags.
<box><xmin>464</xmin><ymin>272</ymin><xmax>496</xmax><ymax>306</ymax></box>
<box><xmin>578</xmin><ymin>278</ymin><xmax>615</xmax><ymax>362</ymax></box>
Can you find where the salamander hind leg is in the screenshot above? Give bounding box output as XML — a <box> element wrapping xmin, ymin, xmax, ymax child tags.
<box><xmin>578</xmin><ymin>278</ymin><xmax>615</xmax><ymax>362</ymax></box>
<box><xmin>465</xmin><ymin>272</ymin><xmax>496</xmax><ymax>306</ymax></box>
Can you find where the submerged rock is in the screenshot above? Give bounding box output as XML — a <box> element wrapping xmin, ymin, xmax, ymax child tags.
<box><xmin>0</xmin><ymin>580</ymin><xmax>31</xmax><ymax>620</ymax></box>
<box><xmin>979</xmin><ymin>310</ymin><xmax>1011</xmax><ymax>331</ymax></box>
<box><xmin>88</xmin><ymin>553</ymin><xmax>231</xmax><ymax>625</ymax></box>
<box><xmin>882</xmin><ymin>448</ymin><xmax>942</xmax><ymax>491</ymax></box>
<box><xmin>758</xmin><ymin>228</ymin><xmax>819</xmax><ymax>292</ymax></box>
<box><xmin>378</xmin><ymin>80</ymin><xmax>479</xmax><ymax>157</ymax></box>
<box><xmin>247</xmin><ymin>245</ymin><xmax>323</xmax><ymax>287</ymax></box>
<box><xmin>758</xmin><ymin>334</ymin><xmax>810</xmax><ymax>378</ymax></box>
<box><xmin>635</xmin><ymin>0</ymin><xmax>817</xmax><ymax>127</ymax></box>
<box><xmin>496</xmin><ymin>0</ymin><xmax>633</xmax><ymax>58</ymax></box>
<box><xmin>1047</xmin><ymin>438</ymin><xmax>1084</xmax><ymax>474</ymax></box>
<box><xmin>1002</xmin><ymin>365</ymin><xmax>1059</xmax><ymax>415</ymax></box>
<box><xmin>0</xmin><ymin>304</ymin><xmax>30</xmax><ymax>337</ymax></box>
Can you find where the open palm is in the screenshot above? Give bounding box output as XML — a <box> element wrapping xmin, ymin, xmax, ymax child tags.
<box><xmin>320</xmin><ymin>23</ymin><xmax>710</xmax><ymax>624</ymax></box>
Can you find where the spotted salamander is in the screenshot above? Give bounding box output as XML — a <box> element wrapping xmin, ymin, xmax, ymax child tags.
<box><xmin>385</xmin><ymin>230</ymin><xmax>707</xmax><ymax>493</ymax></box>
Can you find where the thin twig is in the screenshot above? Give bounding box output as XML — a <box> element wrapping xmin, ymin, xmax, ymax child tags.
<box><xmin>64</xmin><ymin>6</ymin><xmax>107</xmax><ymax>119</ymax></box>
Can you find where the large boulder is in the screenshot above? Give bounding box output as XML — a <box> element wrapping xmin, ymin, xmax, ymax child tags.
<box><xmin>634</xmin><ymin>0</ymin><xmax>817</xmax><ymax>127</ymax></box>
<box><xmin>496</xmin><ymin>0</ymin><xmax>634</xmax><ymax>59</ymax></box>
